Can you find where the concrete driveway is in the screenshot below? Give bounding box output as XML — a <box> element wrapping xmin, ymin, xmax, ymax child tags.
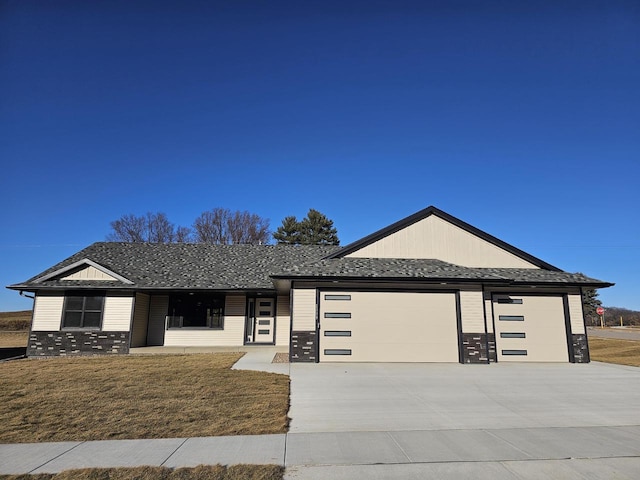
<box><xmin>289</xmin><ymin>361</ymin><xmax>640</xmax><ymax>433</ymax></box>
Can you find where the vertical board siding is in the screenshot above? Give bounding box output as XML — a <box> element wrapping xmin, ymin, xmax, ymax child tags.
<box><xmin>102</xmin><ymin>296</ymin><xmax>134</xmax><ymax>331</ymax></box>
<box><xmin>347</xmin><ymin>215</ymin><xmax>538</xmax><ymax>268</ymax></box>
<box><xmin>567</xmin><ymin>294</ymin><xmax>585</xmax><ymax>334</ymax></box>
<box><xmin>61</xmin><ymin>266</ymin><xmax>117</xmax><ymax>281</ymax></box>
<box><xmin>460</xmin><ymin>289</ymin><xmax>485</xmax><ymax>332</ymax></box>
<box><xmin>275</xmin><ymin>295</ymin><xmax>291</xmax><ymax>346</ymax></box>
<box><xmin>163</xmin><ymin>295</ymin><xmax>245</xmax><ymax>347</ymax></box>
<box><xmin>131</xmin><ymin>293</ymin><xmax>150</xmax><ymax>347</ymax></box>
<box><xmin>31</xmin><ymin>295</ymin><xmax>64</xmax><ymax>331</ymax></box>
<box><xmin>147</xmin><ymin>295</ymin><xmax>169</xmax><ymax>346</ymax></box>
<box><xmin>292</xmin><ymin>288</ymin><xmax>316</xmax><ymax>331</ymax></box>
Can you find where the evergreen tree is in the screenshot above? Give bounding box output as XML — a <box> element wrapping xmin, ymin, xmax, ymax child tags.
<box><xmin>273</xmin><ymin>209</ymin><xmax>339</xmax><ymax>245</ymax></box>
<box><xmin>273</xmin><ymin>216</ymin><xmax>301</xmax><ymax>244</ymax></box>
<box><xmin>581</xmin><ymin>287</ymin><xmax>603</xmax><ymax>326</ymax></box>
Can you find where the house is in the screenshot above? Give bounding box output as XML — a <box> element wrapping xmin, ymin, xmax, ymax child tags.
<box><xmin>8</xmin><ymin>206</ymin><xmax>612</xmax><ymax>363</ymax></box>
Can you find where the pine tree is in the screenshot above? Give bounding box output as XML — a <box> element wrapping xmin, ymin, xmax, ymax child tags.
<box><xmin>273</xmin><ymin>209</ymin><xmax>340</xmax><ymax>245</ymax></box>
<box><xmin>273</xmin><ymin>216</ymin><xmax>301</xmax><ymax>245</ymax></box>
<box><xmin>581</xmin><ymin>287</ymin><xmax>603</xmax><ymax>326</ymax></box>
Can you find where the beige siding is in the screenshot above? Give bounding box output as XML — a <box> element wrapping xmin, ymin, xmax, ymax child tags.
<box><xmin>60</xmin><ymin>265</ymin><xmax>118</xmax><ymax>281</ymax></box>
<box><xmin>292</xmin><ymin>288</ymin><xmax>316</xmax><ymax>331</ymax></box>
<box><xmin>131</xmin><ymin>293</ymin><xmax>150</xmax><ymax>347</ymax></box>
<box><xmin>347</xmin><ymin>215</ymin><xmax>538</xmax><ymax>268</ymax></box>
<box><xmin>493</xmin><ymin>295</ymin><xmax>568</xmax><ymax>362</ymax></box>
<box><xmin>31</xmin><ymin>295</ymin><xmax>64</xmax><ymax>331</ymax></box>
<box><xmin>163</xmin><ymin>295</ymin><xmax>245</xmax><ymax>347</ymax></box>
<box><xmin>567</xmin><ymin>294</ymin><xmax>585</xmax><ymax>334</ymax></box>
<box><xmin>319</xmin><ymin>291</ymin><xmax>458</xmax><ymax>362</ymax></box>
<box><xmin>275</xmin><ymin>295</ymin><xmax>291</xmax><ymax>346</ymax></box>
<box><xmin>460</xmin><ymin>289</ymin><xmax>485</xmax><ymax>333</ymax></box>
<box><xmin>147</xmin><ymin>295</ymin><xmax>168</xmax><ymax>346</ymax></box>
<box><xmin>102</xmin><ymin>296</ymin><xmax>134</xmax><ymax>331</ymax></box>
<box><xmin>484</xmin><ymin>292</ymin><xmax>494</xmax><ymax>333</ymax></box>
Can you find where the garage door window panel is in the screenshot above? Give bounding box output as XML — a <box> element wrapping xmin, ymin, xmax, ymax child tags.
<box><xmin>324</xmin><ymin>312</ymin><xmax>351</xmax><ymax>318</ymax></box>
<box><xmin>499</xmin><ymin>315</ymin><xmax>525</xmax><ymax>321</ymax></box>
<box><xmin>324</xmin><ymin>330</ymin><xmax>352</xmax><ymax>337</ymax></box>
<box><xmin>324</xmin><ymin>294</ymin><xmax>351</xmax><ymax>301</ymax></box>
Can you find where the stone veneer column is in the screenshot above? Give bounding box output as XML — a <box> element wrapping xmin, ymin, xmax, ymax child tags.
<box><xmin>461</xmin><ymin>333</ymin><xmax>496</xmax><ymax>363</ymax></box>
<box><xmin>290</xmin><ymin>331</ymin><xmax>317</xmax><ymax>362</ymax></box>
<box><xmin>27</xmin><ymin>331</ymin><xmax>130</xmax><ymax>356</ymax></box>
<box><xmin>571</xmin><ymin>334</ymin><xmax>590</xmax><ymax>363</ymax></box>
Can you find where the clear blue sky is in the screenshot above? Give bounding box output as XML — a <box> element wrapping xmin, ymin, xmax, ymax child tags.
<box><xmin>1</xmin><ymin>0</ymin><xmax>638</xmax><ymax>312</ymax></box>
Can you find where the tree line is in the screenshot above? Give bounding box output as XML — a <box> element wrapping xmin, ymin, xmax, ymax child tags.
<box><xmin>107</xmin><ymin>208</ymin><xmax>339</xmax><ymax>245</ymax></box>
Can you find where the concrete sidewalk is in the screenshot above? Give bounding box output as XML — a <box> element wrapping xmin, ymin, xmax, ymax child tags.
<box><xmin>2</xmin><ymin>426</ymin><xmax>640</xmax><ymax>476</ymax></box>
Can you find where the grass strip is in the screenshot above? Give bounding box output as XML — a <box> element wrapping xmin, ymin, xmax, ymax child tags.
<box><xmin>0</xmin><ymin>464</ymin><xmax>284</xmax><ymax>480</ymax></box>
<box><xmin>0</xmin><ymin>354</ymin><xmax>289</xmax><ymax>443</ymax></box>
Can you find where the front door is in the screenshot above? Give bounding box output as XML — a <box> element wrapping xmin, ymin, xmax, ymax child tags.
<box><xmin>245</xmin><ymin>297</ymin><xmax>275</xmax><ymax>344</ymax></box>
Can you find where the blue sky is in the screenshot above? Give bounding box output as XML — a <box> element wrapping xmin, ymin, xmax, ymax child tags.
<box><xmin>1</xmin><ymin>0</ymin><xmax>638</xmax><ymax>312</ymax></box>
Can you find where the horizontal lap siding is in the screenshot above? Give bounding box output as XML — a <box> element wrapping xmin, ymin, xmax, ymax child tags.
<box><xmin>567</xmin><ymin>294</ymin><xmax>585</xmax><ymax>334</ymax></box>
<box><xmin>163</xmin><ymin>295</ymin><xmax>245</xmax><ymax>347</ymax></box>
<box><xmin>346</xmin><ymin>215</ymin><xmax>538</xmax><ymax>268</ymax></box>
<box><xmin>102</xmin><ymin>296</ymin><xmax>134</xmax><ymax>331</ymax></box>
<box><xmin>275</xmin><ymin>295</ymin><xmax>290</xmax><ymax>346</ymax></box>
<box><xmin>292</xmin><ymin>289</ymin><xmax>316</xmax><ymax>331</ymax></box>
<box><xmin>460</xmin><ymin>289</ymin><xmax>484</xmax><ymax>332</ymax></box>
<box><xmin>31</xmin><ymin>295</ymin><xmax>64</xmax><ymax>331</ymax></box>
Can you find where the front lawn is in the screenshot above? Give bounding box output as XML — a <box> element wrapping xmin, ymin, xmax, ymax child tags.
<box><xmin>0</xmin><ymin>353</ymin><xmax>289</xmax><ymax>443</ymax></box>
<box><xmin>589</xmin><ymin>337</ymin><xmax>640</xmax><ymax>367</ymax></box>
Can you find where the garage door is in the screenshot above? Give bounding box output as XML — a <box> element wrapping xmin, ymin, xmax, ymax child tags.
<box><xmin>319</xmin><ymin>291</ymin><xmax>459</xmax><ymax>362</ymax></box>
<box><xmin>493</xmin><ymin>295</ymin><xmax>569</xmax><ymax>362</ymax></box>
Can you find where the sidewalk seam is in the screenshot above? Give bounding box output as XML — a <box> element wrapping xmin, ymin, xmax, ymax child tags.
<box><xmin>28</xmin><ymin>441</ymin><xmax>84</xmax><ymax>474</ymax></box>
<box><xmin>160</xmin><ymin>438</ymin><xmax>189</xmax><ymax>466</ymax></box>
<box><xmin>386</xmin><ymin>431</ymin><xmax>412</xmax><ymax>463</ymax></box>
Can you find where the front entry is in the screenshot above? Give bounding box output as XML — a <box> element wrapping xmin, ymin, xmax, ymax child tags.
<box><xmin>245</xmin><ymin>297</ymin><xmax>276</xmax><ymax>344</ymax></box>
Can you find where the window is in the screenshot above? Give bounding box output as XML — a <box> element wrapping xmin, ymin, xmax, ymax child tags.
<box><xmin>62</xmin><ymin>293</ymin><xmax>104</xmax><ymax>329</ymax></box>
<box><xmin>324</xmin><ymin>330</ymin><xmax>352</xmax><ymax>337</ymax></box>
<box><xmin>167</xmin><ymin>293</ymin><xmax>224</xmax><ymax>329</ymax></box>
<box><xmin>324</xmin><ymin>312</ymin><xmax>351</xmax><ymax>318</ymax></box>
<box><xmin>502</xmin><ymin>349</ymin><xmax>528</xmax><ymax>356</ymax></box>
<box><xmin>496</xmin><ymin>297</ymin><xmax>523</xmax><ymax>304</ymax></box>
<box><xmin>500</xmin><ymin>332</ymin><xmax>526</xmax><ymax>339</ymax></box>
<box><xmin>324</xmin><ymin>349</ymin><xmax>352</xmax><ymax>355</ymax></box>
<box><xmin>324</xmin><ymin>294</ymin><xmax>351</xmax><ymax>301</ymax></box>
<box><xmin>499</xmin><ymin>315</ymin><xmax>525</xmax><ymax>322</ymax></box>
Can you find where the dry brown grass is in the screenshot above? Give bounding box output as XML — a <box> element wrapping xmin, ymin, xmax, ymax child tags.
<box><xmin>0</xmin><ymin>331</ymin><xmax>28</xmax><ymax>348</ymax></box>
<box><xmin>0</xmin><ymin>353</ymin><xmax>289</xmax><ymax>443</ymax></box>
<box><xmin>589</xmin><ymin>337</ymin><xmax>640</xmax><ymax>367</ymax></box>
<box><xmin>0</xmin><ymin>311</ymin><xmax>32</xmax><ymax>331</ymax></box>
<box><xmin>0</xmin><ymin>464</ymin><xmax>284</xmax><ymax>480</ymax></box>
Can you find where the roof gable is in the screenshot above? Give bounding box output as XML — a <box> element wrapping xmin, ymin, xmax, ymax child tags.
<box><xmin>327</xmin><ymin>206</ymin><xmax>561</xmax><ymax>271</ymax></box>
<box><xmin>30</xmin><ymin>259</ymin><xmax>134</xmax><ymax>285</ymax></box>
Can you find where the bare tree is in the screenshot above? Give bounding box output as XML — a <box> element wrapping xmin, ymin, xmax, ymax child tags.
<box><xmin>193</xmin><ymin>208</ymin><xmax>270</xmax><ymax>244</ymax></box>
<box><xmin>107</xmin><ymin>214</ymin><xmax>147</xmax><ymax>242</ymax></box>
<box><xmin>107</xmin><ymin>212</ymin><xmax>190</xmax><ymax>243</ymax></box>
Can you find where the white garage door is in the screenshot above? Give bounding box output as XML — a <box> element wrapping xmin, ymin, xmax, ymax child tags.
<box><xmin>493</xmin><ymin>295</ymin><xmax>569</xmax><ymax>362</ymax></box>
<box><xmin>319</xmin><ymin>291</ymin><xmax>459</xmax><ymax>362</ymax></box>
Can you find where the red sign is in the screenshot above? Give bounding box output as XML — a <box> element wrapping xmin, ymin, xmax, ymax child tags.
<box><xmin>596</xmin><ymin>307</ymin><xmax>605</xmax><ymax>316</ymax></box>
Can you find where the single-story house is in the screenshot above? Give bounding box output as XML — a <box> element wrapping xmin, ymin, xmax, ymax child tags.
<box><xmin>8</xmin><ymin>206</ymin><xmax>612</xmax><ymax>363</ymax></box>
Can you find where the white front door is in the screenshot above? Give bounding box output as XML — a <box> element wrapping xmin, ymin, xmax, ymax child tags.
<box><xmin>246</xmin><ymin>297</ymin><xmax>275</xmax><ymax>344</ymax></box>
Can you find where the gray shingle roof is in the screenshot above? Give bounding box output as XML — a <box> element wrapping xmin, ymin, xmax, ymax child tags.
<box><xmin>9</xmin><ymin>242</ymin><xmax>612</xmax><ymax>291</ymax></box>
<box><xmin>272</xmin><ymin>257</ymin><xmax>612</xmax><ymax>286</ymax></box>
<box><xmin>11</xmin><ymin>242</ymin><xmax>340</xmax><ymax>291</ymax></box>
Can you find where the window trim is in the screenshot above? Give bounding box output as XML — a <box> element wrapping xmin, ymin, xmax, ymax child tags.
<box><xmin>61</xmin><ymin>292</ymin><xmax>105</xmax><ymax>330</ymax></box>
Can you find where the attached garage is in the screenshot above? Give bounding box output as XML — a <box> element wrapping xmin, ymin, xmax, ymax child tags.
<box><xmin>319</xmin><ymin>291</ymin><xmax>459</xmax><ymax>362</ymax></box>
<box><xmin>493</xmin><ymin>295</ymin><xmax>569</xmax><ymax>362</ymax></box>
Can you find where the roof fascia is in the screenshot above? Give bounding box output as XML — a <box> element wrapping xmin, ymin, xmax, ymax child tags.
<box><xmin>31</xmin><ymin>259</ymin><xmax>134</xmax><ymax>285</ymax></box>
<box><xmin>324</xmin><ymin>206</ymin><xmax>562</xmax><ymax>271</ymax></box>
